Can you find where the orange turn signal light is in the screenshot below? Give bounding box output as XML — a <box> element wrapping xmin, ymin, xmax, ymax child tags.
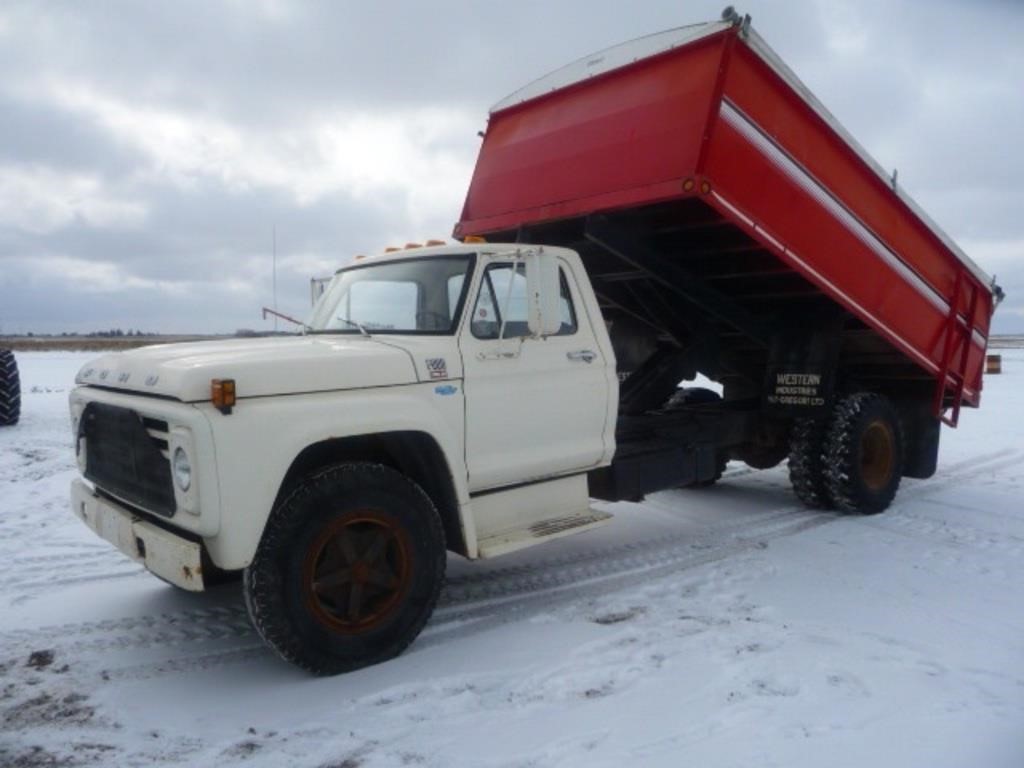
<box><xmin>425</xmin><ymin>239</ymin><xmax>445</xmax><ymax>246</ymax></box>
<box><xmin>404</xmin><ymin>242</ymin><xmax>423</xmax><ymax>249</ymax></box>
<box><xmin>700</xmin><ymin>180</ymin><xmax>712</xmax><ymax>195</ymax></box>
<box><xmin>463</xmin><ymin>235</ymin><xmax>486</xmax><ymax>243</ymax></box>
<box><xmin>212</xmin><ymin>379</ymin><xmax>236</xmax><ymax>412</ymax></box>
<box><xmin>384</xmin><ymin>247</ymin><xmax>400</xmax><ymax>253</ymax></box>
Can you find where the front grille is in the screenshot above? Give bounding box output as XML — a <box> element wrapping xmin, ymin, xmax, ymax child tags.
<box><xmin>80</xmin><ymin>403</ymin><xmax>176</xmax><ymax>517</ymax></box>
<box><xmin>141</xmin><ymin>416</ymin><xmax>170</xmax><ymax>456</ymax></box>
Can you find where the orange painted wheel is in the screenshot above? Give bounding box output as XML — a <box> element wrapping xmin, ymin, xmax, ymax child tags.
<box><xmin>244</xmin><ymin>462</ymin><xmax>446</xmax><ymax>676</ymax></box>
<box><xmin>303</xmin><ymin>511</ymin><xmax>412</xmax><ymax>634</ymax></box>
<box><xmin>824</xmin><ymin>393</ymin><xmax>904</xmax><ymax>515</ymax></box>
<box><xmin>860</xmin><ymin>420</ymin><xmax>896</xmax><ymax>492</ymax></box>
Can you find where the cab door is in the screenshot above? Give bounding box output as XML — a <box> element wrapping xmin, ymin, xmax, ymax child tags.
<box><xmin>458</xmin><ymin>254</ymin><xmax>610</xmax><ymax>492</ymax></box>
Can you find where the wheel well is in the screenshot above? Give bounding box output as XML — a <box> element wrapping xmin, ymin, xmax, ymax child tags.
<box><xmin>277</xmin><ymin>432</ymin><xmax>467</xmax><ymax>556</ymax></box>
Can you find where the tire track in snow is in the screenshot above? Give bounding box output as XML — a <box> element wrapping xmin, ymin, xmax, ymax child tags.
<box><xmin>104</xmin><ymin>646</ymin><xmax>270</xmax><ymax>681</ymax></box>
<box><xmin>439</xmin><ymin>447</ymin><xmax>1022</xmax><ymax>602</ymax></box>
<box><xmin>1</xmin><ymin>509</ymin><xmax>823</xmax><ymax>678</ymax></box>
<box><xmin>0</xmin><ymin>602</ymin><xmax>257</xmax><ymax>672</ymax></box>
<box><xmin>5</xmin><ymin>449</ymin><xmax>1013</xmax><ymax>596</ymax></box>
<box><xmin>440</xmin><ymin>506</ymin><xmax>810</xmax><ymax>600</ymax></box>
<box><xmin>3</xmin><ymin>447</ymin><xmax>1018</xmax><ymax>677</ymax></box>
<box><xmin>92</xmin><ymin>512</ymin><xmax>833</xmax><ymax>682</ymax></box>
<box><xmin>2</xmin><ymin>550</ymin><xmax>146</xmax><ymax>599</ymax></box>
<box><xmin>420</xmin><ymin>448</ymin><xmax>1024</xmax><ymax>650</ymax></box>
<box><xmin>421</xmin><ymin>513</ymin><xmax>834</xmax><ymax>649</ymax></box>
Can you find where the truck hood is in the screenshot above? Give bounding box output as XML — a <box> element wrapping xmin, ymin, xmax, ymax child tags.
<box><xmin>74</xmin><ymin>336</ymin><xmax>420</xmax><ymax>402</ymax></box>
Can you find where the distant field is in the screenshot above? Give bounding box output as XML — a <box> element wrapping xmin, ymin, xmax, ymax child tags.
<box><xmin>990</xmin><ymin>335</ymin><xmax>1024</xmax><ymax>349</ymax></box>
<box><xmin>5</xmin><ymin>333</ymin><xmax>1023</xmax><ymax>352</ymax></box>
<box><xmin>0</xmin><ymin>335</ymin><xmax>226</xmax><ymax>352</ymax></box>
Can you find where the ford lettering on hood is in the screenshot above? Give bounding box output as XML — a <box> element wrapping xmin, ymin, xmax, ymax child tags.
<box><xmin>75</xmin><ymin>336</ymin><xmax>419</xmax><ymax>401</ymax></box>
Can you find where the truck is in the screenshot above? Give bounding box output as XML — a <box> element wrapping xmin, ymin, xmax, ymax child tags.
<box><xmin>68</xmin><ymin>10</ymin><xmax>1000</xmax><ymax>675</ymax></box>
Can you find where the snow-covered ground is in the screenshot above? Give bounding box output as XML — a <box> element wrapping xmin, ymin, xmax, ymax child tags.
<box><xmin>1</xmin><ymin>351</ymin><xmax>1022</xmax><ymax>767</ymax></box>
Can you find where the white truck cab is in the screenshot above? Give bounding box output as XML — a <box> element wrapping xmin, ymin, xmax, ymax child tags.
<box><xmin>69</xmin><ymin>243</ymin><xmax>618</xmax><ymax>673</ymax></box>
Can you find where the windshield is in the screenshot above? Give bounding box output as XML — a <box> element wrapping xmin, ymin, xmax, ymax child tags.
<box><xmin>307</xmin><ymin>255</ymin><xmax>474</xmax><ymax>334</ymax></box>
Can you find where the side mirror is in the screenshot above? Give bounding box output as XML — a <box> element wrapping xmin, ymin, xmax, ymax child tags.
<box><xmin>525</xmin><ymin>249</ymin><xmax>562</xmax><ymax>337</ymax></box>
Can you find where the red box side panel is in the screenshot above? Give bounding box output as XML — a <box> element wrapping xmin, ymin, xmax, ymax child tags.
<box><xmin>708</xmin><ymin>43</ymin><xmax>988</xmax><ymax>399</ymax></box>
<box><xmin>704</xmin><ymin>120</ymin><xmax>983</xmax><ymax>400</ymax></box>
<box><xmin>455</xmin><ymin>28</ymin><xmax>989</xmax><ymax>403</ymax></box>
<box><xmin>457</xmin><ymin>36</ymin><xmax>726</xmax><ymax>236</ymax></box>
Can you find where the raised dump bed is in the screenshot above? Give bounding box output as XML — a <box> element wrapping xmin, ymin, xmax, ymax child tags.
<box><xmin>456</xmin><ymin>11</ymin><xmax>999</xmax><ymax>426</ymax></box>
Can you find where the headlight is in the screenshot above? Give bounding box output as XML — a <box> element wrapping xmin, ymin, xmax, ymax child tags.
<box><xmin>172</xmin><ymin>447</ymin><xmax>192</xmax><ymax>492</ymax></box>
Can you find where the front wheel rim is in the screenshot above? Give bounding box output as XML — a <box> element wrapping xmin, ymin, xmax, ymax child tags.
<box><xmin>303</xmin><ymin>511</ymin><xmax>412</xmax><ymax>634</ymax></box>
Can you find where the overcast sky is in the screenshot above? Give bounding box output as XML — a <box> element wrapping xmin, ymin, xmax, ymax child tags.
<box><xmin>0</xmin><ymin>0</ymin><xmax>1021</xmax><ymax>335</ymax></box>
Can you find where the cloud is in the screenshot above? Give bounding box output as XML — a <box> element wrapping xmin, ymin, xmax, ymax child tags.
<box><xmin>0</xmin><ymin>0</ymin><xmax>1021</xmax><ymax>336</ymax></box>
<box><xmin>0</xmin><ymin>164</ymin><xmax>147</xmax><ymax>234</ymax></box>
<box><xmin>11</xmin><ymin>254</ymin><xmax>190</xmax><ymax>295</ymax></box>
<box><xmin>958</xmin><ymin>238</ymin><xmax>1024</xmax><ymax>334</ymax></box>
<box><xmin>34</xmin><ymin>80</ymin><xmax>476</xmax><ymax>224</ymax></box>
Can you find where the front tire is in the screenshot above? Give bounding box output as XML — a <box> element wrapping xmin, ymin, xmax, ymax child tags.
<box><xmin>244</xmin><ymin>462</ymin><xmax>446</xmax><ymax>675</ymax></box>
<box><xmin>0</xmin><ymin>350</ymin><xmax>20</xmax><ymax>427</ymax></box>
<box><xmin>823</xmin><ymin>393</ymin><xmax>903</xmax><ymax>515</ymax></box>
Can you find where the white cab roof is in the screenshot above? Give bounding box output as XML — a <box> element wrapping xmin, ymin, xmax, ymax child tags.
<box><xmin>337</xmin><ymin>243</ymin><xmax>577</xmax><ymax>272</ymax></box>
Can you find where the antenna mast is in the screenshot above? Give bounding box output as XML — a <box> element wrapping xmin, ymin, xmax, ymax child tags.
<box><xmin>272</xmin><ymin>224</ymin><xmax>278</xmax><ymax>332</ymax></box>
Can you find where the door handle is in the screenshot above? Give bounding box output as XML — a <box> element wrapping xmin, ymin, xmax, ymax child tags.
<box><xmin>477</xmin><ymin>349</ymin><xmax>519</xmax><ymax>361</ymax></box>
<box><xmin>567</xmin><ymin>349</ymin><xmax>597</xmax><ymax>363</ymax></box>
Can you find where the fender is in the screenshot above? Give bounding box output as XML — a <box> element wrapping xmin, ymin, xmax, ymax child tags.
<box><xmin>197</xmin><ymin>380</ymin><xmax>470</xmax><ymax>569</ymax></box>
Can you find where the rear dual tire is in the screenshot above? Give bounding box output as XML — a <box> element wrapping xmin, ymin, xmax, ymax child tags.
<box><xmin>789</xmin><ymin>393</ymin><xmax>904</xmax><ymax>515</ymax></box>
<box><xmin>824</xmin><ymin>393</ymin><xmax>903</xmax><ymax>515</ymax></box>
<box><xmin>788</xmin><ymin>417</ymin><xmax>833</xmax><ymax>509</ymax></box>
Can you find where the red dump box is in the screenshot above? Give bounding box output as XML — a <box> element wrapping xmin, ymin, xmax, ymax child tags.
<box><xmin>456</xmin><ymin>15</ymin><xmax>998</xmax><ymax>425</ymax></box>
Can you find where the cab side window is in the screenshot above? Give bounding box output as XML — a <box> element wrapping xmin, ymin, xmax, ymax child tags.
<box><xmin>471</xmin><ymin>263</ymin><xmax>577</xmax><ymax>339</ymax></box>
<box><xmin>557</xmin><ymin>271</ymin><xmax>578</xmax><ymax>335</ymax></box>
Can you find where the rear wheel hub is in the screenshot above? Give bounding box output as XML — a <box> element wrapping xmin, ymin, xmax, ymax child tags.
<box><xmin>860</xmin><ymin>420</ymin><xmax>895</xmax><ymax>492</ymax></box>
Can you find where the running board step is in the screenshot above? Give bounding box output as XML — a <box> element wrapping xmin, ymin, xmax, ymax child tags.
<box><xmin>477</xmin><ymin>509</ymin><xmax>613</xmax><ymax>559</ymax></box>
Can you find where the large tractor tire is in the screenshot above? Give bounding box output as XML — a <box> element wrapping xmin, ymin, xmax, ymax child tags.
<box><xmin>788</xmin><ymin>417</ymin><xmax>833</xmax><ymax>509</ymax></box>
<box><xmin>244</xmin><ymin>462</ymin><xmax>446</xmax><ymax>675</ymax></box>
<box><xmin>823</xmin><ymin>393</ymin><xmax>904</xmax><ymax>515</ymax></box>
<box><xmin>0</xmin><ymin>350</ymin><xmax>20</xmax><ymax>427</ymax></box>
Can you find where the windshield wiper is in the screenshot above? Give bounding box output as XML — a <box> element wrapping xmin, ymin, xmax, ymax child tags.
<box><xmin>262</xmin><ymin>306</ymin><xmax>312</xmax><ymax>334</ymax></box>
<box><xmin>334</xmin><ymin>317</ymin><xmax>371</xmax><ymax>337</ymax></box>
